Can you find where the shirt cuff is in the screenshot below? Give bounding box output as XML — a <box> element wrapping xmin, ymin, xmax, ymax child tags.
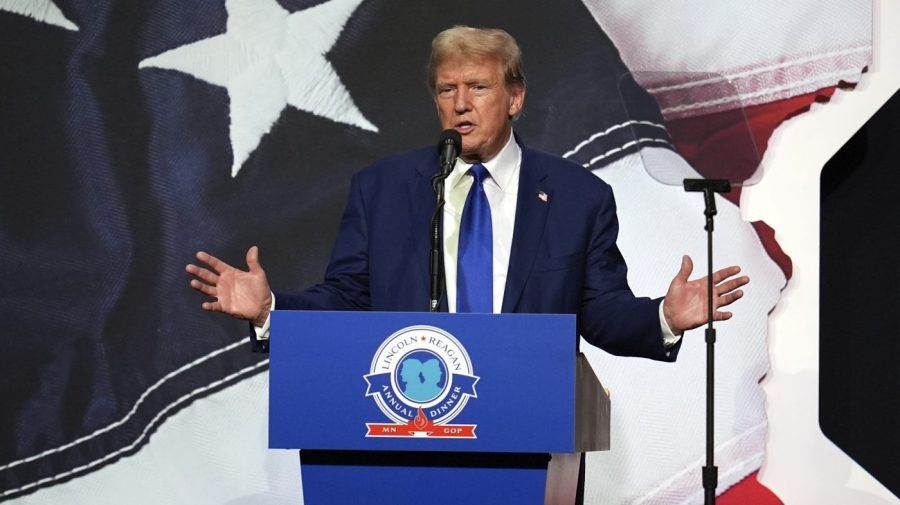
<box><xmin>659</xmin><ymin>301</ymin><xmax>682</xmax><ymax>348</ymax></box>
<box><xmin>253</xmin><ymin>292</ymin><xmax>275</xmax><ymax>341</ymax></box>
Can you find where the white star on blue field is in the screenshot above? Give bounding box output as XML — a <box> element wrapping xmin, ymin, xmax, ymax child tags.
<box><xmin>139</xmin><ymin>0</ymin><xmax>378</xmax><ymax>177</ymax></box>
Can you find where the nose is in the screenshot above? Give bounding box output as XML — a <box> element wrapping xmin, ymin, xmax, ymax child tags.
<box><xmin>453</xmin><ymin>88</ymin><xmax>470</xmax><ymax>114</ymax></box>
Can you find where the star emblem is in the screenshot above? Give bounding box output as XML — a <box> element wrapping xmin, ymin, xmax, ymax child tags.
<box><xmin>0</xmin><ymin>0</ymin><xmax>78</xmax><ymax>30</ymax></box>
<box><xmin>139</xmin><ymin>0</ymin><xmax>377</xmax><ymax>177</ymax></box>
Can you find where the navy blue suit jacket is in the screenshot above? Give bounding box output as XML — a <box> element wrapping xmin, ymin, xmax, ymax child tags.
<box><xmin>272</xmin><ymin>141</ymin><xmax>679</xmax><ymax>362</ymax></box>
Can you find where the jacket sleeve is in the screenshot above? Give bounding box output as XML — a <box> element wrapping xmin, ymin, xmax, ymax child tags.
<box><xmin>578</xmin><ymin>183</ymin><xmax>681</xmax><ymax>362</ymax></box>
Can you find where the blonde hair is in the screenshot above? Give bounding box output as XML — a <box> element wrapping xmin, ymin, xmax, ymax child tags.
<box><xmin>427</xmin><ymin>26</ymin><xmax>526</xmax><ymax>94</ymax></box>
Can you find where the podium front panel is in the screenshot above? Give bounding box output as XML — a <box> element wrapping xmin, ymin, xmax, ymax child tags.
<box><xmin>270</xmin><ymin>311</ymin><xmax>576</xmax><ymax>454</ymax></box>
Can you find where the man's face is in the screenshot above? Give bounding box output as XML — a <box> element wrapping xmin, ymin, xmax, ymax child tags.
<box><xmin>433</xmin><ymin>57</ymin><xmax>525</xmax><ymax>163</ymax></box>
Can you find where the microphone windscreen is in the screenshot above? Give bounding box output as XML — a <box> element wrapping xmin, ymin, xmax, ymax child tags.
<box><xmin>437</xmin><ymin>129</ymin><xmax>461</xmax><ymax>154</ymax></box>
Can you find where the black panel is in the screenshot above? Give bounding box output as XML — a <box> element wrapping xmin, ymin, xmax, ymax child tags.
<box><xmin>820</xmin><ymin>88</ymin><xmax>900</xmax><ymax>497</ymax></box>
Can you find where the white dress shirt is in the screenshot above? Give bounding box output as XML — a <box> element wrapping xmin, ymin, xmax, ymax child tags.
<box><xmin>442</xmin><ymin>131</ymin><xmax>520</xmax><ymax>314</ymax></box>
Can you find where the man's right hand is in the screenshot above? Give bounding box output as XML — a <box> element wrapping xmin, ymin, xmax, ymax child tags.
<box><xmin>186</xmin><ymin>246</ymin><xmax>273</xmax><ymax>327</ymax></box>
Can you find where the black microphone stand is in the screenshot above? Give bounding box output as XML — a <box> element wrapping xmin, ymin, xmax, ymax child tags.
<box><xmin>429</xmin><ymin>161</ymin><xmax>454</xmax><ymax>312</ymax></box>
<box><xmin>683</xmin><ymin>178</ymin><xmax>731</xmax><ymax>505</ymax></box>
<box><xmin>430</xmin><ymin>131</ymin><xmax>460</xmax><ymax>312</ymax></box>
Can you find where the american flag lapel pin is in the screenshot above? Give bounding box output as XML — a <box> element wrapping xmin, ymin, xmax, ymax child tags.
<box><xmin>537</xmin><ymin>190</ymin><xmax>548</xmax><ymax>203</ymax></box>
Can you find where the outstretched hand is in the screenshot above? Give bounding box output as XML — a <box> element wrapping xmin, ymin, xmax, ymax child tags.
<box><xmin>662</xmin><ymin>255</ymin><xmax>749</xmax><ymax>335</ymax></box>
<box><xmin>186</xmin><ymin>246</ymin><xmax>273</xmax><ymax>327</ymax></box>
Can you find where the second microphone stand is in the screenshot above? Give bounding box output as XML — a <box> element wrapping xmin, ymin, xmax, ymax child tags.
<box><xmin>683</xmin><ymin>177</ymin><xmax>731</xmax><ymax>505</ymax></box>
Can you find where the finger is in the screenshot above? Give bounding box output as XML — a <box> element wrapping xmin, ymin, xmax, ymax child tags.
<box><xmin>715</xmin><ymin>289</ymin><xmax>744</xmax><ymax>308</ymax></box>
<box><xmin>246</xmin><ymin>245</ymin><xmax>261</xmax><ymax>273</ymax></box>
<box><xmin>196</xmin><ymin>251</ymin><xmax>229</xmax><ymax>274</ymax></box>
<box><xmin>712</xmin><ymin>310</ymin><xmax>733</xmax><ymax>321</ymax></box>
<box><xmin>201</xmin><ymin>301</ymin><xmax>222</xmax><ymax>312</ymax></box>
<box><xmin>674</xmin><ymin>255</ymin><xmax>693</xmax><ymax>284</ymax></box>
<box><xmin>715</xmin><ymin>275</ymin><xmax>750</xmax><ymax>295</ymax></box>
<box><xmin>711</xmin><ymin>265</ymin><xmax>742</xmax><ymax>284</ymax></box>
<box><xmin>185</xmin><ymin>264</ymin><xmax>220</xmax><ymax>285</ymax></box>
<box><xmin>190</xmin><ymin>279</ymin><xmax>217</xmax><ymax>297</ymax></box>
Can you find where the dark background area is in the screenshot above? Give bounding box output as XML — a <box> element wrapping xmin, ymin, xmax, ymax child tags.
<box><xmin>820</xmin><ymin>88</ymin><xmax>900</xmax><ymax>497</ymax></box>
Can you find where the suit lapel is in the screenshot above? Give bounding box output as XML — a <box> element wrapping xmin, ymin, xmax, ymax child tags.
<box><xmin>501</xmin><ymin>145</ymin><xmax>550</xmax><ymax>313</ymax></box>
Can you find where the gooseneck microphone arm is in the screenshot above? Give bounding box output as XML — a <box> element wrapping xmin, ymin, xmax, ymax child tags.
<box><xmin>430</xmin><ymin>130</ymin><xmax>461</xmax><ymax>312</ymax></box>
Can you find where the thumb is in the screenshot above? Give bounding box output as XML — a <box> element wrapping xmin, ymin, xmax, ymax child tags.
<box><xmin>674</xmin><ymin>255</ymin><xmax>693</xmax><ymax>284</ymax></box>
<box><xmin>246</xmin><ymin>245</ymin><xmax>262</xmax><ymax>273</ymax></box>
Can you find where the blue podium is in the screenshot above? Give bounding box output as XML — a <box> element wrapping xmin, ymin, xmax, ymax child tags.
<box><xmin>270</xmin><ymin>311</ymin><xmax>610</xmax><ymax>505</ymax></box>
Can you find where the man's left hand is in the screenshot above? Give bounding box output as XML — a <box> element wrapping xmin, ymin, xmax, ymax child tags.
<box><xmin>663</xmin><ymin>255</ymin><xmax>750</xmax><ymax>335</ymax></box>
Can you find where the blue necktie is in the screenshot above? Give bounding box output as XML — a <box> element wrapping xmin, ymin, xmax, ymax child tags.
<box><xmin>457</xmin><ymin>163</ymin><xmax>493</xmax><ymax>313</ymax></box>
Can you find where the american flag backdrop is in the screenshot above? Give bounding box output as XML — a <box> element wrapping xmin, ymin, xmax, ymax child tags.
<box><xmin>0</xmin><ymin>0</ymin><xmax>874</xmax><ymax>503</ymax></box>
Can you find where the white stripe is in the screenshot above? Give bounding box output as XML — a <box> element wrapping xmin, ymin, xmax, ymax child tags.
<box><xmin>581</xmin><ymin>138</ymin><xmax>673</xmax><ymax>168</ymax></box>
<box><xmin>562</xmin><ymin>120</ymin><xmax>667</xmax><ymax>158</ymax></box>
<box><xmin>631</xmin><ymin>421</ymin><xmax>767</xmax><ymax>504</ymax></box>
<box><xmin>0</xmin><ymin>359</ymin><xmax>269</xmax><ymax>498</ymax></box>
<box><xmin>645</xmin><ymin>45</ymin><xmax>870</xmax><ymax>94</ymax></box>
<box><xmin>0</xmin><ymin>337</ymin><xmax>252</xmax><ymax>472</ymax></box>
<box><xmin>659</xmin><ymin>68</ymin><xmax>864</xmax><ymax>115</ymax></box>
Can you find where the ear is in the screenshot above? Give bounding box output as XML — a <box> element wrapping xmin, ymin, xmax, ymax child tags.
<box><xmin>508</xmin><ymin>84</ymin><xmax>526</xmax><ymax>118</ymax></box>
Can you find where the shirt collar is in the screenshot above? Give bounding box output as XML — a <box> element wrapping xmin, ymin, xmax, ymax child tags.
<box><xmin>448</xmin><ymin>130</ymin><xmax>520</xmax><ymax>191</ymax></box>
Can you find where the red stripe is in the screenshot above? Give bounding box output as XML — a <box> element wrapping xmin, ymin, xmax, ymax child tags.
<box><xmin>718</xmin><ymin>471</ymin><xmax>784</xmax><ymax>504</ymax></box>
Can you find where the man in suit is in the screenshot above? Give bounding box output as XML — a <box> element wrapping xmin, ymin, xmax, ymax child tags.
<box><xmin>186</xmin><ymin>26</ymin><xmax>747</xmax><ymax>359</ymax></box>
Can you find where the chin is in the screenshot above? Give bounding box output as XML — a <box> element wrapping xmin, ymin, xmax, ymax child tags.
<box><xmin>458</xmin><ymin>148</ymin><xmax>479</xmax><ymax>161</ymax></box>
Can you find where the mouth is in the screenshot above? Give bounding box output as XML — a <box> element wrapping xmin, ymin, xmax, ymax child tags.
<box><xmin>454</xmin><ymin>121</ymin><xmax>475</xmax><ymax>134</ymax></box>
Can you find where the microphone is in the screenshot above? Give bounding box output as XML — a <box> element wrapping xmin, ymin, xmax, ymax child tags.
<box><xmin>437</xmin><ymin>129</ymin><xmax>462</xmax><ymax>177</ymax></box>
